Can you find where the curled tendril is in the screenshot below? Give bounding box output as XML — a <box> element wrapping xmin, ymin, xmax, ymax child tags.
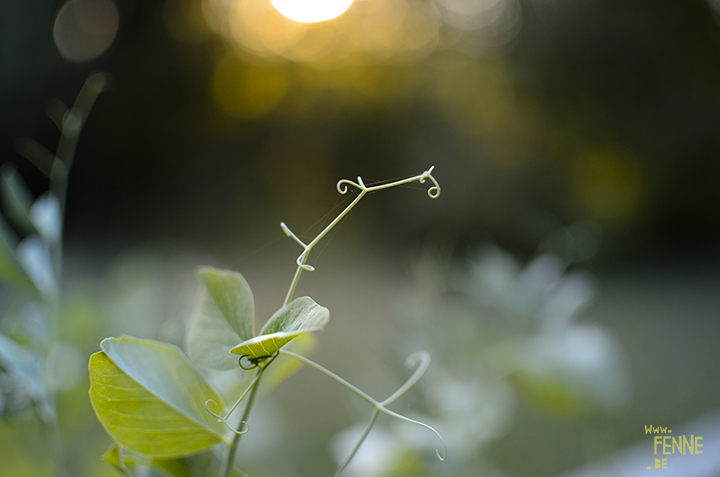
<box><xmin>419</xmin><ymin>165</ymin><xmax>441</xmax><ymax>199</ymax></box>
<box><xmin>380</xmin><ymin>351</ymin><xmax>431</xmax><ymax>407</ymax></box>
<box><xmin>238</xmin><ymin>354</ymin><xmax>275</xmax><ymax>370</ymax></box>
<box><xmin>336</xmin><ymin>176</ymin><xmax>366</xmax><ymax>195</ymax></box>
<box><xmin>281</xmin><ymin>349</ymin><xmax>447</xmax><ymax>474</ymax></box>
<box><xmin>380</xmin><ymin>407</ymin><xmax>447</xmax><ymax>461</ymax></box>
<box><xmin>335</xmin><ymin>167</ymin><xmax>440</xmax><ymax>198</ymax></box>
<box><xmin>238</xmin><ymin>355</ymin><xmax>258</xmax><ymax>370</ymax></box>
<box><xmin>281</xmin><ymin>166</ymin><xmax>441</xmax><ymax>306</ymax></box>
<box><xmin>296</xmin><ymin>251</ymin><xmax>314</xmax><ymax>272</ymax></box>
<box><xmin>205</xmin><ymin>400</ymin><xmax>249</xmax><ymax>435</ymax></box>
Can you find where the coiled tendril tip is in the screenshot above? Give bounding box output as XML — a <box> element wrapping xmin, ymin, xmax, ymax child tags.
<box><xmin>336</xmin><ymin>179</ymin><xmax>356</xmax><ymax>195</ymax></box>
<box><xmin>285</xmin><ymin>167</ymin><xmax>441</xmax><ymax>306</ymax></box>
<box><xmin>204</xmin><ymin>400</ymin><xmax>249</xmax><ymax>435</ymax></box>
<box><xmin>419</xmin><ymin>166</ymin><xmax>441</xmax><ymax>199</ymax></box>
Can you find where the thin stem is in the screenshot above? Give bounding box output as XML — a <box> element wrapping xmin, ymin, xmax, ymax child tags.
<box><xmin>282</xmin><ymin>190</ymin><xmax>366</xmax><ymax>305</ymax></box>
<box><xmin>52</xmin><ymin>72</ymin><xmax>107</xmax><ymax>216</ymax></box>
<box><xmin>332</xmin><ymin>409</ymin><xmax>380</xmax><ymax>477</ymax></box>
<box><xmin>281</xmin><ymin>350</ymin><xmax>377</xmax><ymax>404</ymax></box>
<box><xmin>225</xmin><ymin>370</ymin><xmax>263</xmax><ymax>418</ymax></box>
<box><xmin>48</xmin><ymin>72</ymin><xmax>107</xmax><ymax>287</ymax></box>
<box><xmin>42</xmin><ymin>415</ymin><xmax>66</xmax><ymax>477</ymax></box>
<box><xmin>280</xmin><ymin>350</ymin><xmax>447</xmax><ymax>469</ymax></box>
<box><xmin>281</xmin><ymin>167</ymin><xmax>440</xmax><ymax>306</ymax></box>
<box><xmin>219</xmin><ymin>369</ymin><xmax>263</xmax><ymax>477</ymax></box>
<box><xmin>380</xmin><ymin>351</ymin><xmax>430</xmax><ymax>406</ymax></box>
<box><xmin>377</xmin><ymin>408</ymin><xmax>446</xmax><ymax>461</ymax></box>
<box><xmin>38</xmin><ymin>75</ymin><xmax>106</xmax><ymax>477</ymax></box>
<box><xmin>42</xmin><ymin>298</ymin><xmax>65</xmax><ymax>477</ymax></box>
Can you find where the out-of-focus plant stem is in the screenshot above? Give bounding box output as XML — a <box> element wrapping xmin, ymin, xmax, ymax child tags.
<box><xmin>220</xmin><ymin>370</ymin><xmax>263</xmax><ymax>477</ymax></box>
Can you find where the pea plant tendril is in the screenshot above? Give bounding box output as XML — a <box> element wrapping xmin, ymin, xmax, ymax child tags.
<box><xmin>88</xmin><ymin>167</ymin><xmax>445</xmax><ymax>477</ymax></box>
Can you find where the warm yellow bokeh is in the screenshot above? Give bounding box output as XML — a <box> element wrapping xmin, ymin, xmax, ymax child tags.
<box><xmin>199</xmin><ymin>0</ymin><xmax>521</xmax><ymax>64</ymax></box>
<box><xmin>573</xmin><ymin>146</ymin><xmax>644</xmax><ymax>221</ymax></box>
<box><xmin>211</xmin><ymin>55</ymin><xmax>290</xmax><ymax>117</ymax></box>
<box><xmin>270</xmin><ymin>0</ymin><xmax>354</xmax><ymax>23</ymax></box>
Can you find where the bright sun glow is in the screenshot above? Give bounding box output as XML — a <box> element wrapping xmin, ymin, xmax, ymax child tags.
<box><xmin>270</xmin><ymin>0</ymin><xmax>354</xmax><ymax>23</ymax></box>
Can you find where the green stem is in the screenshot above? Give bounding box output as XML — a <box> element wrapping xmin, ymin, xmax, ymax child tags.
<box><xmin>283</xmin><ymin>190</ymin><xmax>366</xmax><ymax>305</ymax></box>
<box><xmin>281</xmin><ymin>167</ymin><xmax>440</xmax><ymax>305</ymax></box>
<box><xmin>49</xmin><ymin>72</ymin><xmax>106</xmax><ymax>284</ymax></box>
<box><xmin>42</xmin><ymin>415</ymin><xmax>66</xmax><ymax>477</ymax></box>
<box><xmin>333</xmin><ymin>409</ymin><xmax>379</xmax><ymax>477</ymax></box>
<box><xmin>272</xmin><ymin>169</ymin><xmax>442</xmax><ymax>474</ymax></box>
<box><xmin>280</xmin><ymin>350</ymin><xmax>447</xmax><ymax>467</ymax></box>
<box><xmin>220</xmin><ymin>370</ymin><xmax>263</xmax><ymax>477</ymax></box>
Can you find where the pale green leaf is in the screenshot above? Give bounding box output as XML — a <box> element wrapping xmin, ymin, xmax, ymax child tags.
<box><xmin>104</xmin><ymin>444</ymin><xmax>245</xmax><ymax>477</ymax></box>
<box><xmin>104</xmin><ymin>445</ymin><xmax>172</xmax><ymax>477</ymax></box>
<box><xmin>262</xmin><ymin>332</ymin><xmax>317</xmax><ymax>393</ymax></box>
<box><xmin>30</xmin><ymin>193</ymin><xmax>62</xmax><ymax>245</ymax></box>
<box><xmin>89</xmin><ymin>335</ymin><xmax>230</xmax><ymax>458</ymax></box>
<box><xmin>0</xmin><ymin>331</ymin><xmax>51</xmax><ymax>418</ymax></box>
<box><xmin>0</xmin><ymin>163</ymin><xmax>37</xmax><ymax>235</ymax></box>
<box><xmin>16</xmin><ymin>235</ymin><xmax>57</xmax><ymax>298</ymax></box>
<box><xmin>230</xmin><ymin>296</ymin><xmax>328</xmax><ymax>360</ymax></box>
<box><xmin>186</xmin><ymin>267</ymin><xmax>255</xmax><ymax>370</ymax></box>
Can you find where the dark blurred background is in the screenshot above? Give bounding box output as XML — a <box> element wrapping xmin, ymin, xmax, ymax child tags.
<box><xmin>3</xmin><ymin>0</ymin><xmax>720</xmax><ymax>256</ymax></box>
<box><xmin>2</xmin><ymin>0</ymin><xmax>720</xmax><ymax>475</ymax></box>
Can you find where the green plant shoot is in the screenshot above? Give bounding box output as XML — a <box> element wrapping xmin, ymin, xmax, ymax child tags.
<box><xmin>88</xmin><ymin>167</ymin><xmax>446</xmax><ymax>477</ymax></box>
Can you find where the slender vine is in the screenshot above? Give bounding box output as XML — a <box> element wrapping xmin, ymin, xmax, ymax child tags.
<box><xmin>213</xmin><ymin>167</ymin><xmax>444</xmax><ymax>476</ymax></box>
<box><xmin>282</xmin><ymin>350</ymin><xmax>447</xmax><ymax>476</ymax></box>
<box><xmin>281</xmin><ymin>166</ymin><xmax>440</xmax><ymax>305</ymax></box>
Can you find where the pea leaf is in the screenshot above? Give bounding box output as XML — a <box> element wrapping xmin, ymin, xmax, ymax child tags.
<box><xmin>261</xmin><ymin>332</ymin><xmax>317</xmax><ymax>393</ymax></box>
<box><xmin>230</xmin><ymin>296</ymin><xmax>328</xmax><ymax>360</ymax></box>
<box><xmin>186</xmin><ymin>267</ymin><xmax>255</xmax><ymax>370</ymax></box>
<box><xmin>105</xmin><ymin>444</ymin><xmax>245</xmax><ymax>477</ymax></box>
<box><xmin>89</xmin><ymin>335</ymin><xmax>230</xmax><ymax>458</ymax></box>
<box><xmin>104</xmin><ymin>445</ymin><xmax>173</xmax><ymax>477</ymax></box>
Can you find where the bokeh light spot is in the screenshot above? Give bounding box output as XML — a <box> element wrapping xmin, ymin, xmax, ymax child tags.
<box><xmin>211</xmin><ymin>56</ymin><xmax>290</xmax><ymax>118</ymax></box>
<box><xmin>53</xmin><ymin>0</ymin><xmax>119</xmax><ymax>62</ymax></box>
<box><xmin>573</xmin><ymin>146</ymin><xmax>643</xmax><ymax>221</ymax></box>
<box><xmin>270</xmin><ymin>0</ymin><xmax>354</xmax><ymax>23</ymax></box>
<box><xmin>201</xmin><ymin>0</ymin><xmax>497</xmax><ymax>65</ymax></box>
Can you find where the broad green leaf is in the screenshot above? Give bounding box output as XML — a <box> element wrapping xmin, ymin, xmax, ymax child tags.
<box><xmin>262</xmin><ymin>332</ymin><xmax>317</xmax><ymax>393</ymax></box>
<box><xmin>104</xmin><ymin>445</ymin><xmax>172</xmax><ymax>477</ymax></box>
<box><xmin>105</xmin><ymin>444</ymin><xmax>245</xmax><ymax>477</ymax></box>
<box><xmin>0</xmin><ymin>163</ymin><xmax>37</xmax><ymax>235</ymax></box>
<box><xmin>0</xmin><ymin>215</ymin><xmax>39</xmax><ymax>297</ymax></box>
<box><xmin>186</xmin><ymin>267</ymin><xmax>255</xmax><ymax>370</ymax></box>
<box><xmin>230</xmin><ymin>296</ymin><xmax>328</xmax><ymax>360</ymax></box>
<box><xmin>89</xmin><ymin>335</ymin><xmax>230</xmax><ymax>458</ymax></box>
